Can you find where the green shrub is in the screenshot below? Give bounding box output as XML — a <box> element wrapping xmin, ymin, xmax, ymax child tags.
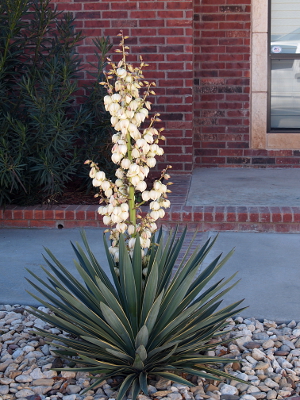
<box><xmin>0</xmin><ymin>0</ymin><xmax>113</xmax><ymax>206</ymax></box>
<box><xmin>77</xmin><ymin>37</ymin><xmax>116</xmax><ymax>191</ymax></box>
<box><xmin>27</xmin><ymin>229</ymin><xmax>245</xmax><ymax>399</ymax></box>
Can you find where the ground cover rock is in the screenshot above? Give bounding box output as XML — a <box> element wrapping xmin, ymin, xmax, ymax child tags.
<box><xmin>218</xmin><ymin>384</ymin><xmax>237</xmax><ymax>395</ymax></box>
<box><xmin>2</xmin><ymin>305</ymin><xmax>300</xmax><ymax>400</ymax></box>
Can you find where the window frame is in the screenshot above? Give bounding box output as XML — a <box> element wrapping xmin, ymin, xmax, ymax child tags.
<box><xmin>250</xmin><ymin>0</ymin><xmax>300</xmax><ymax>149</ymax></box>
<box><xmin>267</xmin><ymin>0</ymin><xmax>300</xmax><ymax>133</ymax></box>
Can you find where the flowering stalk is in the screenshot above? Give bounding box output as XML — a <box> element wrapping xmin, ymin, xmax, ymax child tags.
<box><xmin>126</xmin><ymin>130</ymin><xmax>136</xmax><ymax>227</ymax></box>
<box><xmin>85</xmin><ymin>32</ymin><xmax>172</xmax><ymax>262</ymax></box>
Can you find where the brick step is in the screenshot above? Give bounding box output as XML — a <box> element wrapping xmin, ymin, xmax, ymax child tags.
<box><xmin>1</xmin><ymin>174</ymin><xmax>300</xmax><ymax>232</ymax></box>
<box><xmin>1</xmin><ymin>203</ymin><xmax>300</xmax><ymax>233</ymax></box>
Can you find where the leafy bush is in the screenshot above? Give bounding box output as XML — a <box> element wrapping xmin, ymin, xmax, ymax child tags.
<box><xmin>77</xmin><ymin>37</ymin><xmax>116</xmax><ymax>190</ymax></box>
<box><xmin>27</xmin><ymin>229</ymin><xmax>245</xmax><ymax>399</ymax></box>
<box><xmin>0</xmin><ymin>0</ymin><xmax>113</xmax><ymax>206</ymax></box>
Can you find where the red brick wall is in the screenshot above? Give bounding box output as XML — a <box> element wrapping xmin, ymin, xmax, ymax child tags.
<box><xmin>193</xmin><ymin>0</ymin><xmax>300</xmax><ymax>167</ymax></box>
<box><xmin>53</xmin><ymin>0</ymin><xmax>194</xmax><ymax>173</ymax></box>
<box><xmin>54</xmin><ymin>0</ymin><xmax>300</xmax><ymax>171</ymax></box>
<box><xmin>193</xmin><ymin>0</ymin><xmax>251</xmax><ymax>167</ymax></box>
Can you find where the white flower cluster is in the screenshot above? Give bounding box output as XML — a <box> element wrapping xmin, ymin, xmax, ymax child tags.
<box><xmin>85</xmin><ymin>33</ymin><xmax>172</xmax><ymax>262</ymax></box>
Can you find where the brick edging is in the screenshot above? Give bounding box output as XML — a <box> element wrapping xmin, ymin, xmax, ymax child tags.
<box><xmin>1</xmin><ymin>203</ymin><xmax>300</xmax><ymax>232</ymax></box>
<box><xmin>1</xmin><ymin>174</ymin><xmax>300</xmax><ymax>232</ymax></box>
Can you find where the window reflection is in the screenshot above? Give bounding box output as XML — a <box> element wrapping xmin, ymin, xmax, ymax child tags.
<box><xmin>271</xmin><ymin>59</ymin><xmax>300</xmax><ymax>129</ymax></box>
<box><xmin>270</xmin><ymin>1</ymin><xmax>300</xmax><ymax>129</ymax></box>
<box><xmin>271</xmin><ymin>1</ymin><xmax>300</xmax><ymax>53</ymax></box>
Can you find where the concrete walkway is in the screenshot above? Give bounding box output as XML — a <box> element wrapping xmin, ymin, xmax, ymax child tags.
<box><xmin>187</xmin><ymin>168</ymin><xmax>300</xmax><ymax>206</ymax></box>
<box><xmin>1</xmin><ymin>228</ymin><xmax>300</xmax><ymax>322</ymax></box>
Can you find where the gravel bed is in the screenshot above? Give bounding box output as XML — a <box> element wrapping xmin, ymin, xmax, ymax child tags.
<box><xmin>1</xmin><ymin>304</ymin><xmax>300</xmax><ymax>400</ymax></box>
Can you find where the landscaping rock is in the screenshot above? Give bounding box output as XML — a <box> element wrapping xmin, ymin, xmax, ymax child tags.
<box><xmin>1</xmin><ymin>305</ymin><xmax>300</xmax><ymax>400</ymax></box>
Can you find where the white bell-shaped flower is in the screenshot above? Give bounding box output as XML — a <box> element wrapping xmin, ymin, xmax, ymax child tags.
<box><xmin>113</xmin><ymin>251</ymin><xmax>119</xmax><ymax>263</ymax></box>
<box><xmin>113</xmin><ymin>207</ymin><xmax>122</xmax><ymax>216</ymax></box>
<box><xmin>142</xmin><ymin>191</ymin><xmax>151</xmax><ymax>201</ymax></box>
<box><xmin>120</xmin><ymin>211</ymin><xmax>129</xmax><ymax>221</ymax></box>
<box><xmin>131</xmin><ymin>175</ymin><xmax>140</xmax><ymax>186</ymax></box>
<box><xmin>128</xmin><ymin>123</ymin><xmax>140</xmax><ymax>140</ymax></box>
<box><xmin>140</xmin><ymin>108</ymin><xmax>149</xmax><ymax>119</ymax></box>
<box><xmin>109</xmin><ymin>246</ymin><xmax>118</xmax><ymax>256</ymax></box>
<box><xmin>118</xmin><ymin>144</ymin><xmax>127</xmax><ymax>155</ymax></box>
<box><xmin>161</xmin><ymin>199</ymin><xmax>171</xmax><ymax>208</ymax></box>
<box><xmin>92</xmin><ymin>178</ymin><xmax>102</xmax><ymax>187</ymax></box>
<box><xmin>119</xmin><ymin>119</ymin><xmax>130</xmax><ymax>133</ymax></box>
<box><xmin>115</xmin><ymin>179</ymin><xmax>123</xmax><ymax>187</ymax></box>
<box><xmin>111</xmin><ymin>93</ymin><xmax>121</xmax><ymax>102</ymax></box>
<box><xmin>140</xmin><ymin>237</ymin><xmax>151</xmax><ymax>249</ymax></box>
<box><xmin>120</xmin><ymin>203</ymin><xmax>129</xmax><ymax>212</ymax></box>
<box><xmin>101</xmin><ymin>180</ymin><xmax>111</xmax><ymax>191</ymax></box>
<box><xmin>140</xmin><ymin>166</ymin><xmax>149</xmax><ymax>177</ymax></box>
<box><xmin>150</xmin><ymin>201</ymin><xmax>160</xmax><ymax>211</ymax></box>
<box><xmin>115</xmin><ymin>168</ymin><xmax>125</xmax><ymax>178</ymax></box>
<box><xmin>136</xmin><ymin>138</ymin><xmax>146</xmax><ymax>148</ymax></box>
<box><xmin>108</xmin><ymin>103</ymin><xmax>120</xmax><ymax>116</ymax></box>
<box><xmin>131</xmin><ymin>148</ymin><xmax>140</xmax><ymax>158</ymax></box>
<box><xmin>146</xmin><ymin>157</ymin><xmax>156</xmax><ymax>168</ymax></box>
<box><xmin>134</xmin><ymin>113</ymin><xmax>143</xmax><ymax>125</ymax></box>
<box><xmin>98</xmin><ymin>206</ymin><xmax>107</xmax><ymax>215</ymax></box>
<box><xmin>128</xmin><ymin>224</ymin><xmax>135</xmax><ymax>235</ymax></box>
<box><xmin>105</xmin><ymin>188</ymin><xmax>113</xmax><ymax>198</ymax></box>
<box><xmin>158</xmin><ymin>209</ymin><xmax>165</xmax><ymax>218</ymax></box>
<box><xmin>89</xmin><ymin>167</ymin><xmax>97</xmax><ymax>179</ymax></box>
<box><xmin>126</xmin><ymin>110</ymin><xmax>135</xmax><ymax>119</ymax></box>
<box><xmin>112</xmin><ymin>133</ymin><xmax>120</xmax><ymax>142</ymax></box>
<box><xmin>107</xmin><ymin>203</ymin><xmax>114</xmax><ymax>214</ymax></box>
<box><xmin>129</xmin><ymin>99</ymin><xmax>139</xmax><ymax>111</ymax></box>
<box><xmin>95</xmin><ymin>171</ymin><xmax>106</xmax><ymax>181</ymax></box>
<box><xmin>111</xmin><ymin>153</ymin><xmax>122</xmax><ymax>164</ymax></box>
<box><xmin>149</xmin><ymin>190</ymin><xmax>160</xmax><ymax>200</ymax></box>
<box><xmin>157</xmin><ymin>146</ymin><xmax>164</xmax><ymax>156</ymax></box>
<box><xmin>114</xmin><ymin>121</ymin><xmax>121</xmax><ymax>132</ymax></box>
<box><xmin>154</xmin><ymin>181</ymin><xmax>167</xmax><ymax>193</ymax></box>
<box><xmin>104</xmin><ymin>95</ymin><xmax>112</xmax><ymax>105</ymax></box>
<box><xmin>121</xmin><ymin>158</ymin><xmax>131</xmax><ymax>169</ymax></box>
<box><xmin>144</xmin><ymin>133</ymin><xmax>154</xmax><ymax>144</ymax></box>
<box><xmin>149</xmin><ymin>222</ymin><xmax>157</xmax><ymax>232</ymax></box>
<box><xmin>116</xmin><ymin>222</ymin><xmax>127</xmax><ymax>233</ymax></box>
<box><xmin>136</xmin><ymin>180</ymin><xmax>147</xmax><ymax>192</ymax></box>
<box><xmin>103</xmin><ymin>215</ymin><xmax>112</xmax><ymax>225</ymax></box>
<box><xmin>115</xmin><ymin>80</ymin><xmax>122</xmax><ymax>91</ymax></box>
<box><xmin>141</xmin><ymin>229</ymin><xmax>151</xmax><ymax>239</ymax></box>
<box><xmin>128</xmin><ymin>237</ymin><xmax>136</xmax><ymax>249</ymax></box>
<box><xmin>116</xmin><ymin>68</ymin><xmax>127</xmax><ymax>78</ymax></box>
<box><xmin>149</xmin><ymin>144</ymin><xmax>159</xmax><ymax>153</ymax></box>
<box><xmin>139</xmin><ymin>144</ymin><xmax>149</xmax><ymax>155</ymax></box>
<box><xmin>111</xmin><ymin>214</ymin><xmax>122</xmax><ymax>224</ymax></box>
<box><xmin>150</xmin><ymin>210</ymin><xmax>159</xmax><ymax>221</ymax></box>
<box><xmin>127</xmin><ymin>163</ymin><xmax>140</xmax><ymax>177</ymax></box>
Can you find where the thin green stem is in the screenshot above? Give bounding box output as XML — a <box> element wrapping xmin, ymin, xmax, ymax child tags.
<box><xmin>126</xmin><ymin>132</ymin><xmax>136</xmax><ymax>227</ymax></box>
<box><xmin>128</xmin><ymin>185</ymin><xmax>136</xmax><ymax>226</ymax></box>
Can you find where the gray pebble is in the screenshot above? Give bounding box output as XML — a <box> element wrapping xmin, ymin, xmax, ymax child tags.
<box><xmin>66</xmin><ymin>385</ymin><xmax>82</xmax><ymax>394</ymax></box>
<box><xmin>0</xmin><ymin>385</ymin><xmax>9</xmax><ymax>395</ymax></box>
<box><xmin>15</xmin><ymin>389</ymin><xmax>35</xmax><ymax>398</ymax></box>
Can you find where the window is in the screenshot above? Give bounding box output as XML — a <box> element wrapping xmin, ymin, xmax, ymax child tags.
<box><xmin>250</xmin><ymin>0</ymin><xmax>300</xmax><ymax>149</ymax></box>
<box><xmin>269</xmin><ymin>0</ymin><xmax>300</xmax><ymax>130</ymax></box>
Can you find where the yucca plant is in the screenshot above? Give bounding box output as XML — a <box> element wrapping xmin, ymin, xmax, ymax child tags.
<box><xmin>27</xmin><ymin>227</ymin><xmax>245</xmax><ymax>399</ymax></box>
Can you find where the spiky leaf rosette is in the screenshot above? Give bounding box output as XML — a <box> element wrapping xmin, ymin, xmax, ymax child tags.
<box><xmin>26</xmin><ymin>228</ymin><xmax>246</xmax><ymax>399</ymax></box>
